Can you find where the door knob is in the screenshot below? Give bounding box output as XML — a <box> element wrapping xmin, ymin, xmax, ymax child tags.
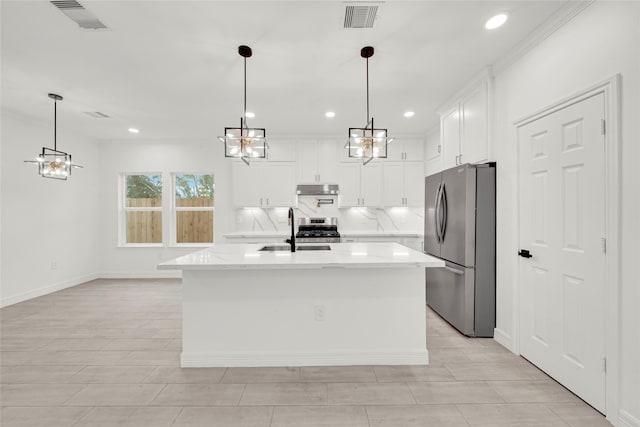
<box><xmin>518</xmin><ymin>249</ymin><xmax>533</xmax><ymax>258</ymax></box>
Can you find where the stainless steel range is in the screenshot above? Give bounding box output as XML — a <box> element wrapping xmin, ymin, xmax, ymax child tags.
<box><xmin>296</xmin><ymin>217</ymin><xmax>341</xmax><ymax>243</ymax></box>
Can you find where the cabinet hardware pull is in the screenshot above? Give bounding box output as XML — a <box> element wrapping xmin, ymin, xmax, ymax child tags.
<box><xmin>459</xmin><ymin>154</ymin><xmax>463</xmax><ymax>164</ymax></box>
<box><xmin>266</xmin><ymin>198</ymin><xmax>269</xmax><ymax>205</ymax></box>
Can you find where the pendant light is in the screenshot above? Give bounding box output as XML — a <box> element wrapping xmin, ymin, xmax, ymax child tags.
<box><xmin>217</xmin><ymin>45</ymin><xmax>266</xmax><ymax>165</ymax></box>
<box><xmin>346</xmin><ymin>46</ymin><xmax>394</xmax><ymax>165</ymax></box>
<box><xmin>24</xmin><ymin>93</ymin><xmax>83</xmax><ymax>180</ymax></box>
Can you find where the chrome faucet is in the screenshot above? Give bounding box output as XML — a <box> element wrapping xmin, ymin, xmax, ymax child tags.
<box><xmin>285</xmin><ymin>207</ymin><xmax>296</xmax><ymax>252</ymax></box>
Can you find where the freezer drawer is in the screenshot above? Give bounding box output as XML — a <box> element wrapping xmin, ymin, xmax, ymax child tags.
<box><xmin>426</xmin><ymin>260</ymin><xmax>495</xmax><ymax>337</ymax></box>
<box><xmin>426</xmin><ymin>261</ymin><xmax>475</xmax><ymax>336</ymax></box>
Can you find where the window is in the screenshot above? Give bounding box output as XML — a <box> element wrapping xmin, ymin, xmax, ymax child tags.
<box><xmin>123</xmin><ymin>174</ymin><xmax>163</xmax><ymax>244</ymax></box>
<box><xmin>173</xmin><ymin>173</ymin><xmax>214</xmax><ymax>244</ymax></box>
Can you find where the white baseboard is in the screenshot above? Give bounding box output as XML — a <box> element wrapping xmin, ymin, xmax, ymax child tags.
<box><xmin>0</xmin><ymin>273</ymin><xmax>99</xmax><ymax>308</ymax></box>
<box><xmin>619</xmin><ymin>410</ymin><xmax>640</xmax><ymax>427</ymax></box>
<box><xmin>181</xmin><ymin>349</ymin><xmax>430</xmax><ymax>368</ymax></box>
<box><xmin>99</xmin><ymin>271</ymin><xmax>182</xmax><ymax>279</ymax></box>
<box><xmin>493</xmin><ymin>328</ymin><xmax>515</xmax><ymax>353</ymax></box>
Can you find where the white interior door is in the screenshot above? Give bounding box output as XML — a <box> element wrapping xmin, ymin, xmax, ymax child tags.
<box><xmin>518</xmin><ymin>93</ymin><xmax>606</xmax><ymax>412</ymax></box>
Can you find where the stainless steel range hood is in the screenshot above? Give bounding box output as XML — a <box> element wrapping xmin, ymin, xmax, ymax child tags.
<box><xmin>296</xmin><ymin>184</ymin><xmax>339</xmax><ymax>195</ymax></box>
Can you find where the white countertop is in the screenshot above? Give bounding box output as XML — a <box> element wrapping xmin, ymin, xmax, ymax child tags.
<box><xmin>158</xmin><ymin>242</ymin><xmax>443</xmax><ymax>270</ymax></box>
<box><xmin>223</xmin><ymin>231</ymin><xmax>423</xmax><ymax>239</ymax></box>
<box><xmin>224</xmin><ymin>231</ymin><xmax>288</xmax><ymax>238</ymax></box>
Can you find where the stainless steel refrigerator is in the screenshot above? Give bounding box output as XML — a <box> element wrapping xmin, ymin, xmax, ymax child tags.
<box><xmin>424</xmin><ymin>163</ymin><xmax>496</xmax><ymax>337</ymax></box>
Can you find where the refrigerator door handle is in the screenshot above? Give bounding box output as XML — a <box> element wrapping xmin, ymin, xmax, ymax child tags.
<box><xmin>440</xmin><ymin>183</ymin><xmax>448</xmax><ymax>242</ymax></box>
<box><xmin>443</xmin><ymin>266</ymin><xmax>464</xmax><ymax>275</ymax></box>
<box><xmin>434</xmin><ymin>183</ymin><xmax>442</xmax><ymax>243</ymax></box>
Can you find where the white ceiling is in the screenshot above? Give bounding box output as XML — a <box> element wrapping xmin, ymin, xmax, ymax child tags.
<box><xmin>1</xmin><ymin>1</ymin><xmax>571</xmax><ymax>141</ymax></box>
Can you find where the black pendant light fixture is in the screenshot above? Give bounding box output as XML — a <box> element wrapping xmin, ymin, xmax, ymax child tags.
<box><xmin>24</xmin><ymin>93</ymin><xmax>83</xmax><ymax>180</ymax></box>
<box><xmin>346</xmin><ymin>46</ymin><xmax>394</xmax><ymax>165</ymax></box>
<box><xmin>217</xmin><ymin>45</ymin><xmax>266</xmax><ymax>165</ymax></box>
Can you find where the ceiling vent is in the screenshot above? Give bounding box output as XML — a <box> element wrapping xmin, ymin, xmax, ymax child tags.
<box><xmin>343</xmin><ymin>2</ymin><xmax>382</xmax><ymax>29</ymax></box>
<box><xmin>84</xmin><ymin>111</ymin><xmax>110</xmax><ymax>119</ymax></box>
<box><xmin>50</xmin><ymin>1</ymin><xmax>108</xmax><ymax>30</ymax></box>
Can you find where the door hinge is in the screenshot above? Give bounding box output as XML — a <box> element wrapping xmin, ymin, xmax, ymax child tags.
<box><xmin>603</xmin><ymin>357</ymin><xmax>607</xmax><ymax>373</ymax></box>
<box><xmin>601</xmin><ymin>237</ymin><xmax>607</xmax><ymax>254</ymax></box>
<box><xmin>601</xmin><ymin>119</ymin><xmax>606</xmax><ymax>135</ymax></box>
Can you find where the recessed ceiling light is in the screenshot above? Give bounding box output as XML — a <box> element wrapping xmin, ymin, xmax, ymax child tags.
<box><xmin>245</xmin><ymin>111</ymin><xmax>255</xmax><ymax>118</ymax></box>
<box><xmin>404</xmin><ymin>111</ymin><xmax>415</xmax><ymax>118</ymax></box>
<box><xmin>128</xmin><ymin>128</ymin><xmax>139</xmax><ymax>134</ymax></box>
<box><xmin>325</xmin><ymin>111</ymin><xmax>336</xmax><ymax>118</ymax></box>
<box><xmin>485</xmin><ymin>13</ymin><xmax>508</xmax><ymax>30</ymax></box>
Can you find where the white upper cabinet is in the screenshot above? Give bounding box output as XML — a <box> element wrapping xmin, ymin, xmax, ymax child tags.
<box><xmin>440</xmin><ymin>76</ymin><xmax>491</xmax><ymax>170</ymax></box>
<box><xmin>266</xmin><ymin>139</ymin><xmax>296</xmax><ymax>162</ymax></box>
<box><xmin>232</xmin><ymin>162</ymin><xmax>296</xmax><ymax>207</ymax></box>
<box><xmin>382</xmin><ymin>161</ymin><xmax>424</xmax><ymax>207</ymax></box>
<box><xmin>425</xmin><ymin>128</ymin><xmax>442</xmax><ymax>177</ymax></box>
<box><xmin>338</xmin><ymin>162</ymin><xmax>382</xmax><ymax>207</ymax></box>
<box><xmin>386</xmin><ymin>139</ymin><xmax>425</xmax><ymax>162</ymax></box>
<box><xmin>297</xmin><ymin>140</ymin><xmax>338</xmax><ymax>183</ymax></box>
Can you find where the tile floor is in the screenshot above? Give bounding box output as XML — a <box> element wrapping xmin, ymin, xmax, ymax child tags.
<box><xmin>0</xmin><ymin>279</ymin><xmax>610</xmax><ymax>426</ymax></box>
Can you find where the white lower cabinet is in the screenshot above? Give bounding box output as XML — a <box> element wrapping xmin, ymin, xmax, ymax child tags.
<box><xmin>341</xmin><ymin>235</ymin><xmax>424</xmax><ymax>251</ymax></box>
<box><xmin>232</xmin><ymin>161</ymin><xmax>296</xmax><ymax>207</ymax></box>
<box><xmin>337</xmin><ymin>162</ymin><xmax>382</xmax><ymax>207</ymax></box>
<box><xmin>382</xmin><ymin>161</ymin><xmax>424</xmax><ymax>207</ymax></box>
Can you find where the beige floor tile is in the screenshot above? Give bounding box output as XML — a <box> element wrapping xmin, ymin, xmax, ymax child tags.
<box><xmin>0</xmin><ymin>365</ymin><xmax>83</xmax><ymax>383</ymax></box>
<box><xmin>221</xmin><ymin>367</ymin><xmax>300</xmax><ymax>383</ymax></box>
<box><xmin>25</xmin><ymin>350</ymin><xmax>131</xmax><ymax>366</ymax></box>
<box><xmin>408</xmin><ymin>381</ymin><xmax>504</xmax><ymax>404</ymax></box>
<box><xmin>0</xmin><ymin>406</ymin><xmax>91</xmax><ymax>427</ymax></box>
<box><xmin>101</xmin><ymin>338</ymin><xmax>173</xmax><ymax>351</ymax></box>
<box><xmin>327</xmin><ymin>382</ymin><xmax>415</xmax><ymax>405</ymax></box>
<box><xmin>0</xmin><ymin>337</ymin><xmax>53</xmax><ymax>351</ymax></box>
<box><xmin>427</xmin><ymin>348</ymin><xmax>474</xmax><ymax>365</ymax></box>
<box><xmin>74</xmin><ymin>406</ymin><xmax>181</xmax><ymax>427</ymax></box>
<box><xmin>144</xmin><ymin>366</ymin><xmax>226</xmax><ymax>384</ymax></box>
<box><xmin>488</xmin><ymin>380</ymin><xmax>581</xmax><ymax>403</ymax></box>
<box><xmin>373</xmin><ymin>365</ymin><xmax>455</xmax><ymax>382</ymax></box>
<box><xmin>366</xmin><ymin>404</ymin><xmax>469</xmax><ymax>426</ymax></box>
<box><xmin>41</xmin><ymin>338</ymin><xmax>112</xmax><ymax>351</ymax></box>
<box><xmin>240</xmin><ymin>383</ymin><xmax>327</xmax><ymax>406</ymax></box>
<box><xmin>446</xmin><ymin>362</ymin><xmax>547</xmax><ymax>381</ymax></box>
<box><xmin>271</xmin><ymin>405</ymin><xmax>369</xmax><ymax>427</ymax></box>
<box><xmin>117</xmin><ymin>350</ymin><xmax>181</xmax><ymax>365</ymax></box>
<box><xmin>152</xmin><ymin>383</ymin><xmax>245</xmax><ymax>406</ymax></box>
<box><xmin>547</xmin><ymin>403</ymin><xmax>609</xmax><ymax>427</ymax></box>
<box><xmin>165</xmin><ymin>338</ymin><xmax>182</xmax><ymax>350</ymax></box>
<box><xmin>68</xmin><ymin>365</ymin><xmax>157</xmax><ymax>383</ymax></box>
<box><xmin>427</xmin><ymin>336</ymin><xmax>484</xmax><ymax>349</ymax></box>
<box><xmin>300</xmin><ymin>366</ymin><xmax>376</xmax><ymax>383</ymax></box>
<box><xmin>457</xmin><ymin>403</ymin><xmax>568</xmax><ymax>425</ymax></box>
<box><xmin>173</xmin><ymin>406</ymin><xmax>274</xmax><ymax>427</ymax></box>
<box><xmin>64</xmin><ymin>384</ymin><xmax>165</xmax><ymax>406</ymax></box>
<box><xmin>0</xmin><ymin>383</ymin><xmax>85</xmax><ymax>406</ymax></box>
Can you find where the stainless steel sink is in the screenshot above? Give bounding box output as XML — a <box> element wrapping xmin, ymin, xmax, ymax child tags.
<box><xmin>258</xmin><ymin>245</ymin><xmax>331</xmax><ymax>252</ymax></box>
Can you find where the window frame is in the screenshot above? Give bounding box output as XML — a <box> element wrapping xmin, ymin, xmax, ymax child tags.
<box><xmin>118</xmin><ymin>172</ymin><xmax>164</xmax><ymax>247</ymax></box>
<box><xmin>170</xmin><ymin>172</ymin><xmax>215</xmax><ymax>247</ymax></box>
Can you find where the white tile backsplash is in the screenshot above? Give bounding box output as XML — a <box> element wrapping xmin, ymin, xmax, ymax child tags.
<box><xmin>235</xmin><ymin>195</ymin><xmax>423</xmax><ymax>233</ymax></box>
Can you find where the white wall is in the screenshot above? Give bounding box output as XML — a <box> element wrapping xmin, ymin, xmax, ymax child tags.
<box><xmin>98</xmin><ymin>139</ymin><xmax>234</xmax><ymax>277</ymax></box>
<box><xmin>0</xmin><ymin>110</ymin><xmax>101</xmax><ymax>306</ymax></box>
<box><xmin>491</xmin><ymin>2</ymin><xmax>639</xmax><ymax>424</ymax></box>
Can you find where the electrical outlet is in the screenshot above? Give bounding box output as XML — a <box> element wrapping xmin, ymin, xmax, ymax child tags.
<box><xmin>314</xmin><ymin>305</ymin><xmax>326</xmax><ymax>321</ymax></box>
<box><xmin>50</xmin><ymin>261</ymin><xmax>57</xmax><ymax>270</ymax></box>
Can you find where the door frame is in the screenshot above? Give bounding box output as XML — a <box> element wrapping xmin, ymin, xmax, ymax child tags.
<box><xmin>513</xmin><ymin>74</ymin><xmax>621</xmax><ymax>420</ymax></box>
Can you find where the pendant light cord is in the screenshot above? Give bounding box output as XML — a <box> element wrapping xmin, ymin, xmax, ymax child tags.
<box><xmin>366</xmin><ymin>56</ymin><xmax>370</xmax><ymax>124</ymax></box>
<box><xmin>53</xmin><ymin>98</ymin><xmax>57</xmax><ymax>151</ymax></box>
<box><xmin>243</xmin><ymin>56</ymin><xmax>247</xmax><ymax>123</ymax></box>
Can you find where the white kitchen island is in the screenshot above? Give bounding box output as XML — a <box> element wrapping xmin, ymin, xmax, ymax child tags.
<box><xmin>158</xmin><ymin>242</ymin><xmax>444</xmax><ymax>367</ymax></box>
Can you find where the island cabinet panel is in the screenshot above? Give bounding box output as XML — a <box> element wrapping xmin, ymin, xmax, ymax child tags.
<box><xmin>232</xmin><ymin>161</ymin><xmax>296</xmax><ymax>207</ymax></box>
<box><xmin>181</xmin><ymin>267</ymin><xmax>427</xmax><ymax>367</ymax></box>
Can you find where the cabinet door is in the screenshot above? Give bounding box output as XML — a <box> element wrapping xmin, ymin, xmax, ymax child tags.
<box><xmin>403</xmin><ymin>139</ymin><xmax>425</xmax><ymax>162</ymax></box>
<box><xmin>232</xmin><ymin>162</ymin><xmax>262</xmax><ymax>207</ymax></box>
<box><xmin>382</xmin><ymin>162</ymin><xmax>404</xmax><ymax>206</ymax></box>
<box><xmin>297</xmin><ymin>142</ymin><xmax>318</xmax><ymax>183</ymax></box>
<box><xmin>338</xmin><ymin>163</ymin><xmax>360</xmax><ymax>207</ymax></box>
<box><xmin>317</xmin><ymin>140</ymin><xmax>338</xmax><ymax>182</ymax></box>
<box><xmin>441</xmin><ymin>105</ymin><xmax>461</xmax><ymax>169</ymax></box>
<box><xmin>267</xmin><ymin>139</ymin><xmax>297</xmax><ymax>162</ymax></box>
<box><xmin>425</xmin><ymin>130</ymin><xmax>441</xmax><ymax>161</ymax></box>
<box><xmin>460</xmin><ymin>83</ymin><xmax>489</xmax><ymax>165</ymax></box>
<box><xmin>263</xmin><ymin>163</ymin><xmax>296</xmax><ymax>207</ymax></box>
<box><xmin>404</xmin><ymin>162</ymin><xmax>425</xmax><ymax>207</ymax></box>
<box><xmin>360</xmin><ymin>162</ymin><xmax>382</xmax><ymax>206</ymax></box>
<box><xmin>385</xmin><ymin>140</ymin><xmax>404</xmax><ymax>161</ymax></box>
